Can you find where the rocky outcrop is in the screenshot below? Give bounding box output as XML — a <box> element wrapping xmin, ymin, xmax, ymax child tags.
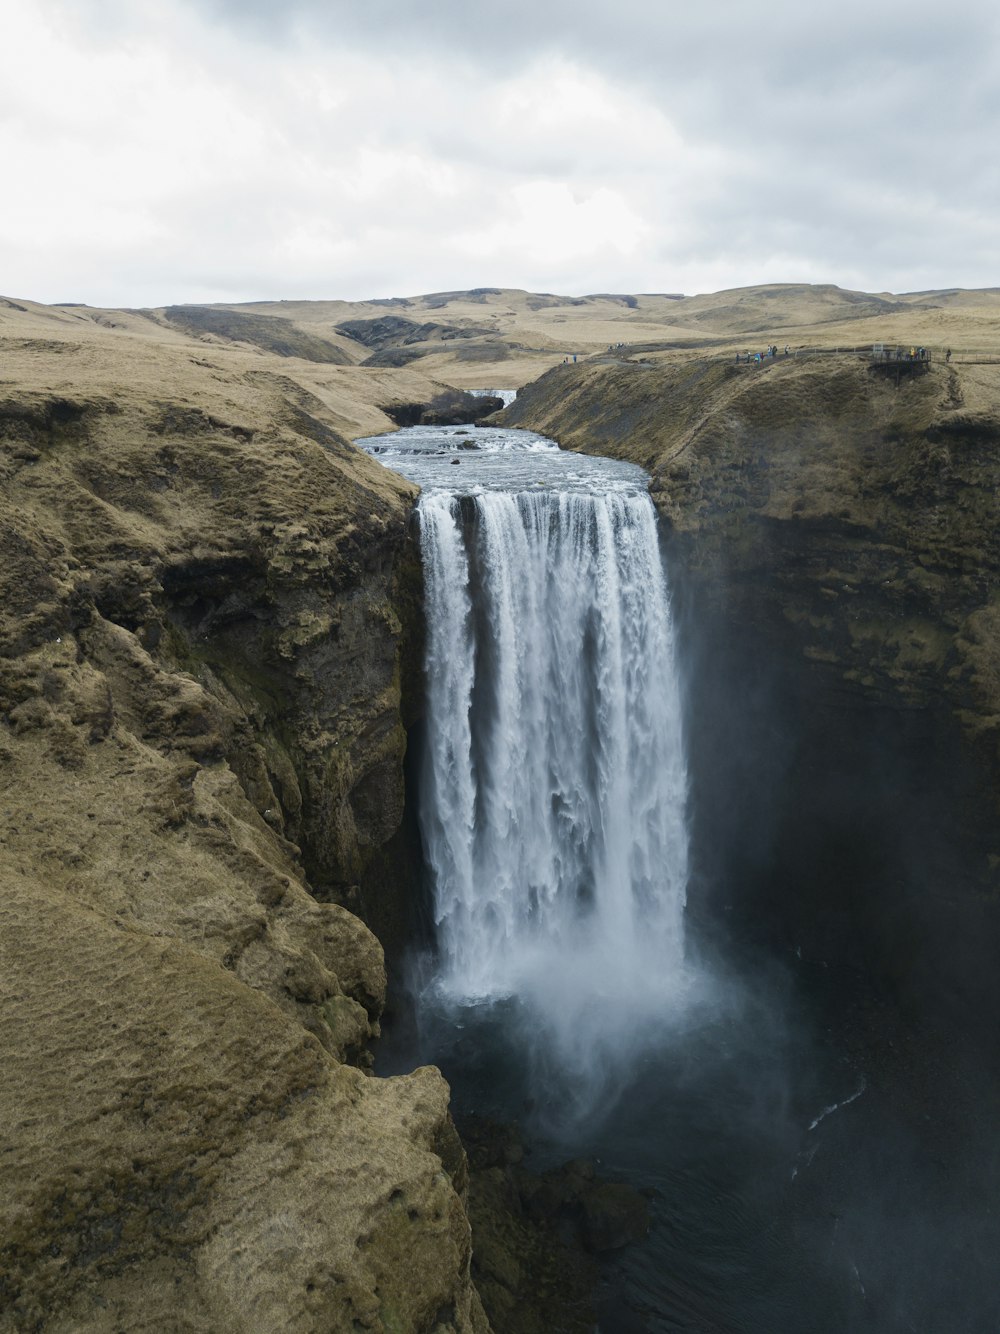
<box><xmin>335</xmin><ymin>319</ymin><xmax>502</xmax><ymax>371</ymax></box>
<box><xmin>458</xmin><ymin>1118</ymin><xmax>644</xmax><ymax>1333</ymax></box>
<box><xmin>0</xmin><ymin>368</ymin><xmax>488</xmax><ymax>1331</ymax></box>
<box><xmin>382</xmin><ymin>391</ymin><xmax>504</xmax><ymax>429</ymax></box>
<box><xmin>335</xmin><ymin>318</ymin><xmax>495</xmax><ymax>353</ymax></box>
<box><xmin>508</xmin><ymin>356</ymin><xmax>1000</xmax><ymax>726</ymax></box>
<box><xmin>161</xmin><ymin>305</ymin><xmax>354</xmax><ymax>363</ymax></box>
<box><xmin>505</xmin><ymin>356</ymin><xmax>1000</xmax><ymax>1031</ymax></box>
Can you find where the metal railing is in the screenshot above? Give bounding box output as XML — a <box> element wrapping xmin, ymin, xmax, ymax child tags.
<box><xmin>588</xmin><ymin>343</ymin><xmax>1000</xmax><ymax>368</ymax></box>
<box><xmin>871</xmin><ymin>345</ymin><xmax>931</xmax><ymax>363</ymax></box>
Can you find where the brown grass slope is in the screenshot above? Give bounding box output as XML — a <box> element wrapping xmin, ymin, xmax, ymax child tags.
<box><xmin>0</xmin><ymin>301</ymin><xmax>489</xmax><ymax>1332</ymax></box>
<box><xmin>213</xmin><ymin>282</ymin><xmax>1000</xmax><ymax>381</ymax></box>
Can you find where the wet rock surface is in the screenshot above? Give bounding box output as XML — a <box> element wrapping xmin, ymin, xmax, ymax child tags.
<box><xmin>382</xmin><ymin>390</ymin><xmax>504</xmax><ymax>428</ymax></box>
<box><xmin>458</xmin><ymin>1116</ymin><xmax>651</xmax><ymax>1333</ymax></box>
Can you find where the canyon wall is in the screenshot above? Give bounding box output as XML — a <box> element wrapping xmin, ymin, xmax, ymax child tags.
<box><xmin>0</xmin><ymin>360</ymin><xmax>485</xmax><ymax>1331</ymax></box>
<box><xmin>505</xmin><ymin>355</ymin><xmax>1000</xmax><ymax>1036</ymax></box>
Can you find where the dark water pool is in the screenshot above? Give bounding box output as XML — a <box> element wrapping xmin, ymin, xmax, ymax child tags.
<box><xmin>378</xmin><ymin>946</ymin><xmax>1000</xmax><ymax>1334</ymax></box>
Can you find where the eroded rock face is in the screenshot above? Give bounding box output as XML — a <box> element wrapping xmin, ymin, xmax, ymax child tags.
<box><xmin>0</xmin><ymin>377</ymin><xmax>487</xmax><ymax>1331</ymax></box>
<box><xmin>505</xmin><ymin>356</ymin><xmax>1000</xmax><ymax>1030</ymax></box>
<box><xmin>382</xmin><ymin>392</ymin><xmax>504</xmax><ymax>428</ymax></box>
<box><xmin>3</xmin><ymin>876</ymin><xmax>483</xmax><ymax>1331</ymax></box>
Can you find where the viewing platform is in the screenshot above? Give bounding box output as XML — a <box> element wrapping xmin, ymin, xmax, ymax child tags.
<box><xmin>869</xmin><ymin>343</ymin><xmax>934</xmax><ymax>379</ymax></box>
<box><xmin>871</xmin><ymin>343</ymin><xmax>932</xmax><ymax>364</ymax></box>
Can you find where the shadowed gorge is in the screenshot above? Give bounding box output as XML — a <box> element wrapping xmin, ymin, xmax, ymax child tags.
<box><xmin>503</xmin><ymin>351</ymin><xmax>1000</xmax><ymax>1002</ymax></box>
<box><xmin>356</xmin><ymin>424</ymin><xmax>692</xmax><ymax>1123</ymax></box>
<box><xmin>501</xmin><ymin>350</ymin><xmax>1000</xmax><ymax>1329</ymax></box>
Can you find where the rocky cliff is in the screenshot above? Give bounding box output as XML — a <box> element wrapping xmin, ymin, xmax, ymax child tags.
<box><xmin>506</xmin><ymin>354</ymin><xmax>1000</xmax><ymax>1032</ymax></box>
<box><xmin>0</xmin><ymin>313</ymin><xmax>488</xmax><ymax>1331</ymax></box>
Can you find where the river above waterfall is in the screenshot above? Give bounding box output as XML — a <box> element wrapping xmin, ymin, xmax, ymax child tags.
<box><xmin>356</xmin><ymin>420</ymin><xmax>649</xmax><ymax>494</ymax></box>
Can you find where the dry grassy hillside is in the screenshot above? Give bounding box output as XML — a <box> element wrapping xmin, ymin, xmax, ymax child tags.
<box><xmin>0</xmin><ymin>295</ymin><xmax>480</xmax><ymax>438</ymax></box>
<box><xmin>204</xmin><ymin>283</ymin><xmax>1000</xmax><ymax>389</ymax></box>
<box><xmin>10</xmin><ymin>281</ymin><xmax>994</xmax><ymax>416</ymax></box>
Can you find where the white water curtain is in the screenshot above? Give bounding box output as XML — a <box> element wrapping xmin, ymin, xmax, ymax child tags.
<box><xmin>418</xmin><ymin>488</ymin><xmax>689</xmax><ymax>1042</ymax></box>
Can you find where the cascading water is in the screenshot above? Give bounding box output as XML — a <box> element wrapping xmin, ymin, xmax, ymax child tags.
<box><xmin>358</xmin><ymin>420</ymin><xmax>692</xmax><ymax>1108</ymax></box>
<box><xmin>420</xmin><ymin>488</ymin><xmax>688</xmax><ymax>1010</ymax></box>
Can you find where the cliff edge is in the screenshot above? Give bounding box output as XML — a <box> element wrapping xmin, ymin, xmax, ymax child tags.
<box><xmin>507</xmin><ymin>353</ymin><xmax>1000</xmax><ymax>730</ymax></box>
<box><xmin>0</xmin><ymin>306</ymin><xmax>488</xmax><ymax>1331</ymax></box>
<box><xmin>506</xmin><ymin>353</ymin><xmax>1000</xmax><ymax>1025</ymax></box>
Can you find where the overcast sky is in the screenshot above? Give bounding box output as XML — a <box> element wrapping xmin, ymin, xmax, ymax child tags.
<box><xmin>5</xmin><ymin>0</ymin><xmax>999</xmax><ymax>306</ymax></box>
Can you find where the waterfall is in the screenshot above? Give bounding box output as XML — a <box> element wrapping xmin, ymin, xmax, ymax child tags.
<box><xmin>417</xmin><ymin>487</ymin><xmax>690</xmax><ymax>1082</ymax></box>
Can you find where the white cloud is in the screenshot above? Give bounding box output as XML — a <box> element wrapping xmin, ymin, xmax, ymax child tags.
<box><xmin>3</xmin><ymin>0</ymin><xmax>999</xmax><ymax>305</ymax></box>
<box><xmin>457</xmin><ymin>180</ymin><xmax>649</xmax><ymax>268</ymax></box>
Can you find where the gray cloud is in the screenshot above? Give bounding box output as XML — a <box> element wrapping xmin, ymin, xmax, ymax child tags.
<box><xmin>180</xmin><ymin>0</ymin><xmax>1000</xmax><ymax>225</ymax></box>
<box><xmin>5</xmin><ymin>0</ymin><xmax>1000</xmax><ymax>304</ymax></box>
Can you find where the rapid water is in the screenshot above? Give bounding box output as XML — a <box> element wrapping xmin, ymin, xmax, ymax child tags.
<box><xmin>357</xmin><ymin>420</ymin><xmax>692</xmax><ymax>1104</ymax></box>
<box><xmin>419</xmin><ymin>487</ymin><xmax>688</xmax><ymax>1000</ymax></box>
<box><xmin>469</xmin><ymin>387</ymin><xmax>519</xmax><ymax>407</ymax></box>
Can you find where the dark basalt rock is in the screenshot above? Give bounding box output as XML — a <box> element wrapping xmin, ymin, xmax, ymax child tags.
<box><xmin>519</xmin><ymin>1157</ymin><xmax>650</xmax><ymax>1253</ymax></box>
<box><xmin>505</xmin><ymin>354</ymin><xmax>1000</xmax><ymax>1041</ymax></box>
<box><xmin>382</xmin><ymin>391</ymin><xmax>504</xmax><ymax>428</ymax></box>
<box><xmin>336</xmin><ymin>315</ymin><xmax>427</xmax><ymax>348</ymax></box>
<box><xmin>457</xmin><ymin>1116</ymin><xmax>651</xmax><ymax>1332</ymax></box>
<box><xmin>161</xmin><ymin>306</ymin><xmax>352</xmax><ymax>364</ymax></box>
<box><xmin>578</xmin><ymin>1180</ymin><xmax>651</xmax><ymax>1253</ymax></box>
<box><xmin>338</xmin><ymin>315</ymin><xmax>497</xmax><ymax>356</ymax></box>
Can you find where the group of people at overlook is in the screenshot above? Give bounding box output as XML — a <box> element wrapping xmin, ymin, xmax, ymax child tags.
<box><xmin>737</xmin><ymin>345</ymin><xmax>789</xmax><ymax>364</ymax></box>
